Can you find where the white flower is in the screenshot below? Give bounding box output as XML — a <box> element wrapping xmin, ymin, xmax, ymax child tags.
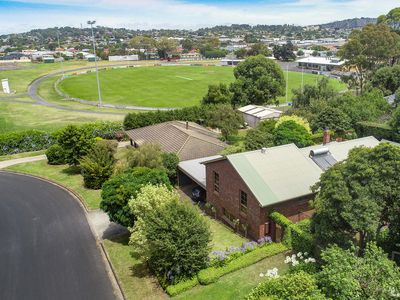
<box><xmin>304</xmin><ymin>252</ymin><xmax>308</xmax><ymax>256</ymax></box>
<box><xmin>297</xmin><ymin>252</ymin><xmax>303</xmax><ymax>257</ymax></box>
<box><xmin>259</xmin><ymin>273</ymin><xmax>264</xmax><ymax>277</ymax></box>
<box><xmin>292</xmin><ymin>260</ymin><xmax>299</xmax><ymax>267</ymax></box>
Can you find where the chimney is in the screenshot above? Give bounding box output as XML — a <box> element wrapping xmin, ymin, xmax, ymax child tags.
<box><xmin>323</xmin><ymin>129</ymin><xmax>330</xmax><ymax>145</ymax></box>
<box><xmin>186</xmin><ymin>121</ymin><xmax>189</xmax><ymax>130</ymax></box>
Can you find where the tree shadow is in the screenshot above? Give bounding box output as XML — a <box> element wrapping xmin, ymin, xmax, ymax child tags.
<box><xmin>61</xmin><ymin>165</ymin><xmax>81</xmax><ymax>175</ymax></box>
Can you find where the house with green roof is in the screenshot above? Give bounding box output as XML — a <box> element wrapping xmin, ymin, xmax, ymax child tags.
<box><xmin>203</xmin><ymin>136</ymin><xmax>380</xmax><ymax>241</ymax></box>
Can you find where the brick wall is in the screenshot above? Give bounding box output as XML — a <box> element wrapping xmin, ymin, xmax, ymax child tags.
<box><xmin>205</xmin><ymin>158</ymin><xmax>314</xmax><ymax>241</ymax></box>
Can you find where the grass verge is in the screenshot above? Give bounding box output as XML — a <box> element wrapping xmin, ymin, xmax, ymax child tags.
<box><xmin>0</xmin><ymin>150</ymin><xmax>45</xmax><ymax>162</ymax></box>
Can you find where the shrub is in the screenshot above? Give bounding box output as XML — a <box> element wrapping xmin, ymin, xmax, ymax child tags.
<box><xmin>46</xmin><ymin>144</ymin><xmax>66</xmax><ymax>165</ymax></box>
<box><xmin>165</xmin><ymin>277</ymin><xmax>199</xmax><ymax>296</ymax></box>
<box><xmin>79</xmin><ymin>140</ymin><xmax>117</xmax><ymax>189</ymax></box>
<box><xmin>273</xmin><ymin>120</ymin><xmax>313</xmax><ymax>148</ymax></box>
<box><xmin>246</xmin><ymin>271</ymin><xmax>326</xmax><ymax>300</ymax></box>
<box><xmin>79</xmin><ymin>121</ymin><xmax>124</xmax><ymax>140</ymax></box>
<box><xmin>275</xmin><ymin>115</ymin><xmax>311</xmax><ymax>133</ymax></box>
<box><xmin>126</xmin><ymin>143</ymin><xmax>164</xmax><ymax>169</ymax></box>
<box><xmin>144</xmin><ymin>200</ymin><xmax>211</xmax><ymax>282</ymax></box>
<box><xmin>100</xmin><ymin>167</ymin><xmax>171</xmax><ymax>227</ymax></box>
<box><xmin>161</xmin><ymin>152</ymin><xmax>180</xmax><ymax>183</ymax></box>
<box><xmin>0</xmin><ymin>130</ymin><xmax>55</xmax><ymax>156</ymax></box>
<box><xmin>197</xmin><ymin>243</ymin><xmax>287</xmax><ymax>285</ymax></box>
<box><xmin>57</xmin><ymin>125</ymin><xmax>96</xmax><ymax>165</ymax></box>
<box><xmin>354</xmin><ymin>121</ymin><xmax>396</xmax><ymax>141</ymax></box>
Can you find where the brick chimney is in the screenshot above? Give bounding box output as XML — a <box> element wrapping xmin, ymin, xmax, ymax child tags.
<box><xmin>323</xmin><ymin>129</ymin><xmax>330</xmax><ymax>145</ymax></box>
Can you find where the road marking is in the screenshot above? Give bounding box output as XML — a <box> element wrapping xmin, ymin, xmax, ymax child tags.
<box><xmin>175</xmin><ymin>76</ymin><xmax>193</xmax><ymax>81</ymax></box>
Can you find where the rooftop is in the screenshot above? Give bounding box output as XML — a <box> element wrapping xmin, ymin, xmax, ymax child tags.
<box><xmin>238</xmin><ymin>105</ymin><xmax>282</xmax><ymax>119</ymax></box>
<box><xmin>296</xmin><ymin>56</ymin><xmax>345</xmax><ymax>66</ymax></box>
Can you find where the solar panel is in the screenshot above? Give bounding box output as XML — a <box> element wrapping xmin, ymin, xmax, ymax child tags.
<box><xmin>311</xmin><ymin>152</ymin><xmax>337</xmax><ymax>171</ymax></box>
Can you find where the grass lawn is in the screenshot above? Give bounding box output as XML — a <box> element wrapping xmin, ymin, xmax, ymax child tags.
<box><xmin>6</xmin><ymin>160</ymin><xmax>101</xmax><ymax>210</ymax></box>
<box><xmin>59</xmin><ymin>66</ymin><xmax>346</xmax><ymax>108</ymax></box>
<box><xmin>0</xmin><ymin>101</ymin><xmax>124</xmax><ymax>133</ymax></box>
<box><xmin>0</xmin><ymin>150</ymin><xmax>46</xmax><ymax>162</ymax></box>
<box><xmin>174</xmin><ymin>252</ymin><xmax>288</xmax><ymax>300</ymax></box>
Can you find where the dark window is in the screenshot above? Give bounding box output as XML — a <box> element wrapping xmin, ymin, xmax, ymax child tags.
<box><xmin>240</xmin><ymin>190</ymin><xmax>248</xmax><ymax>214</ymax></box>
<box><xmin>214</xmin><ymin>171</ymin><xmax>220</xmax><ymax>193</ymax></box>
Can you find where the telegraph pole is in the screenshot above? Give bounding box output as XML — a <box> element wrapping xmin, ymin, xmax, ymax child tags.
<box><xmin>87</xmin><ymin>20</ymin><xmax>102</xmax><ymax>107</ymax></box>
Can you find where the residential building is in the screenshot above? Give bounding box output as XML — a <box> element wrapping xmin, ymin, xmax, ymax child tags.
<box><xmin>202</xmin><ymin>136</ymin><xmax>380</xmax><ymax>241</ymax></box>
<box><xmin>125</xmin><ymin>121</ymin><xmax>227</xmax><ymax>161</ymax></box>
<box><xmin>238</xmin><ymin>105</ymin><xmax>282</xmax><ymax>127</ymax></box>
<box><xmin>296</xmin><ymin>56</ymin><xmax>344</xmax><ymax>72</ymax></box>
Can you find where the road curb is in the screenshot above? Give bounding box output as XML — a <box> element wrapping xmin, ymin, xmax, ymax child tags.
<box><xmin>0</xmin><ymin>170</ymin><xmax>125</xmax><ymax>300</ymax></box>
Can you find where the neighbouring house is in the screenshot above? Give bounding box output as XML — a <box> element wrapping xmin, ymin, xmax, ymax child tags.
<box><xmin>202</xmin><ymin>135</ymin><xmax>380</xmax><ymax>241</ymax></box>
<box><xmin>296</xmin><ymin>56</ymin><xmax>344</xmax><ymax>72</ymax></box>
<box><xmin>125</xmin><ymin>121</ymin><xmax>227</xmax><ymax>161</ymax></box>
<box><xmin>108</xmin><ymin>55</ymin><xmax>139</xmax><ymax>62</ymax></box>
<box><xmin>220</xmin><ymin>58</ymin><xmax>244</xmax><ymax>66</ymax></box>
<box><xmin>238</xmin><ymin>105</ymin><xmax>282</xmax><ymax>128</ymax></box>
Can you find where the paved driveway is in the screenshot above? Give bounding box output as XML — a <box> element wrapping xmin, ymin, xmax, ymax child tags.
<box><xmin>0</xmin><ymin>172</ymin><xmax>117</xmax><ymax>300</ymax></box>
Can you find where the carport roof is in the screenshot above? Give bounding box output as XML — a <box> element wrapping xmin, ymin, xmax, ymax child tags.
<box><xmin>178</xmin><ymin>155</ymin><xmax>222</xmax><ymax>189</ymax></box>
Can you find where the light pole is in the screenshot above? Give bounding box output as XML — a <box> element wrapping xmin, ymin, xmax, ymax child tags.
<box><xmin>87</xmin><ymin>20</ymin><xmax>102</xmax><ymax>107</ymax></box>
<box><xmin>56</xmin><ymin>31</ymin><xmax>65</xmax><ymax>79</ymax></box>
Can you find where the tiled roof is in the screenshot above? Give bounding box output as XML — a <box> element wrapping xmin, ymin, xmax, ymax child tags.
<box><xmin>125</xmin><ymin>121</ymin><xmax>227</xmax><ymax>161</ymax></box>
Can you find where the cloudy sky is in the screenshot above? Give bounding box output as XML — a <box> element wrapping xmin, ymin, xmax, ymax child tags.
<box><xmin>0</xmin><ymin>0</ymin><xmax>397</xmax><ymax>34</ymax></box>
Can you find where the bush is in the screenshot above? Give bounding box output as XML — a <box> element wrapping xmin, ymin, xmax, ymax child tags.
<box><xmin>270</xmin><ymin>212</ymin><xmax>314</xmax><ymax>253</ymax></box>
<box><xmin>79</xmin><ymin>121</ymin><xmax>124</xmax><ymax>140</ymax></box>
<box><xmin>100</xmin><ymin>167</ymin><xmax>171</xmax><ymax>227</ymax></box>
<box><xmin>197</xmin><ymin>243</ymin><xmax>287</xmax><ymax>285</ymax></box>
<box><xmin>354</xmin><ymin>121</ymin><xmax>396</xmax><ymax>141</ymax></box>
<box><xmin>0</xmin><ymin>130</ymin><xmax>55</xmax><ymax>156</ymax></box>
<box><xmin>46</xmin><ymin>144</ymin><xmax>66</xmax><ymax>165</ymax></box>
<box><xmin>144</xmin><ymin>200</ymin><xmax>211</xmax><ymax>282</ymax></box>
<box><xmin>246</xmin><ymin>271</ymin><xmax>327</xmax><ymax>300</ymax></box>
<box><xmin>79</xmin><ymin>140</ymin><xmax>117</xmax><ymax>189</ymax></box>
<box><xmin>161</xmin><ymin>152</ymin><xmax>180</xmax><ymax>183</ymax></box>
<box><xmin>273</xmin><ymin>120</ymin><xmax>313</xmax><ymax>148</ymax></box>
<box><xmin>165</xmin><ymin>277</ymin><xmax>199</xmax><ymax>296</ymax></box>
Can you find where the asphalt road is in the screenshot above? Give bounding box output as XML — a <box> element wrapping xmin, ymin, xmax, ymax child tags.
<box><xmin>0</xmin><ymin>172</ymin><xmax>117</xmax><ymax>300</ymax></box>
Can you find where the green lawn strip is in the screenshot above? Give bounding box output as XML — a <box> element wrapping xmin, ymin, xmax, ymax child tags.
<box><xmin>0</xmin><ymin>150</ymin><xmax>46</xmax><ymax>162</ymax></box>
<box><xmin>103</xmin><ymin>235</ymin><xmax>168</xmax><ymax>300</ymax></box>
<box><xmin>207</xmin><ymin>217</ymin><xmax>247</xmax><ymax>251</ymax></box>
<box><xmin>174</xmin><ymin>252</ymin><xmax>288</xmax><ymax>300</ymax></box>
<box><xmin>198</xmin><ymin>243</ymin><xmax>288</xmax><ymax>285</ymax></box>
<box><xmin>6</xmin><ymin>160</ymin><xmax>101</xmax><ymax>210</ymax></box>
<box><xmin>0</xmin><ymin>101</ymin><xmax>124</xmax><ymax>133</ymax></box>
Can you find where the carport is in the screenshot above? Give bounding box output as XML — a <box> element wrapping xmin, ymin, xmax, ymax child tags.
<box><xmin>178</xmin><ymin>155</ymin><xmax>221</xmax><ymax>198</ymax></box>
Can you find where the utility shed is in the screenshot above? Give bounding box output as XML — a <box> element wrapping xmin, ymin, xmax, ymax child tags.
<box><xmin>238</xmin><ymin>105</ymin><xmax>282</xmax><ymax>128</ymax></box>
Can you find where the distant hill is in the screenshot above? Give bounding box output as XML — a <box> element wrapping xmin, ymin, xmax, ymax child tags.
<box><xmin>318</xmin><ymin>17</ymin><xmax>377</xmax><ymax>30</ymax></box>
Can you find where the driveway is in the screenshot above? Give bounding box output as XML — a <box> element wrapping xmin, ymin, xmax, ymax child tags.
<box><xmin>0</xmin><ymin>172</ymin><xmax>117</xmax><ymax>300</ymax></box>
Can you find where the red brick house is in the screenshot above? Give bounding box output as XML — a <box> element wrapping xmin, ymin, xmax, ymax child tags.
<box><xmin>203</xmin><ymin>137</ymin><xmax>380</xmax><ymax>241</ymax></box>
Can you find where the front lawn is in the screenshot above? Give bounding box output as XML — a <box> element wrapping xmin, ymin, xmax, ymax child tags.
<box><xmin>6</xmin><ymin>160</ymin><xmax>101</xmax><ymax>210</ymax></box>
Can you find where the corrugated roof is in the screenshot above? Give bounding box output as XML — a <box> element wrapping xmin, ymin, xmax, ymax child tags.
<box><xmin>238</xmin><ymin>105</ymin><xmax>282</xmax><ymax>119</ymax></box>
<box><xmin>227</xmin><ymin>144</ymin><xmax>323</xmax><ymax>207</ymax></box>
<box><xmin>125</xmin><ymin>121</ymin><xmax>227</xmax><ymax>161</ymax></box>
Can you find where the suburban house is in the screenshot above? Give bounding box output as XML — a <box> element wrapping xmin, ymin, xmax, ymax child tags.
<box><xmin>125</xmin><ymin>121</ymin><xmax>227</xmax><ymax>161</ymax></box>
<box><xmin>238</xmin><ymin>105</ymin><xmax>282</xmax><ymax>127</ymax></box>
<box><xmin>179</xmin><ymin>136</ymin><xmax>380</xmax><ymax>241</ymax></box>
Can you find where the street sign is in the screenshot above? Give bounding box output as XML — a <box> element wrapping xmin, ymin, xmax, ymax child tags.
<box><xmin>1</xmin><ymin>78</ymin><xmax>10</xmax><ymax>94</ymax></box>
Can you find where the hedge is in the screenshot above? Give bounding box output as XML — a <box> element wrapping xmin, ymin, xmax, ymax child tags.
<box><xmin>270</xmin><ymin>212</ymin><xmax>314</xmax><ymax>254</ymax></box>
<box><xmin>0</xmin><ymin>130</ymin><xmax>55</xmax><ymax>156</ymax></box>
<box><xmin>354</xmin><ymin>121</ymin><xmax>398</xmax><ymax>142</ymax></box>
<box><xmin>123</xmin><ymin>106</ymin><xmax>212</xmax><ymax>130</ymax></box>
<box><xmin>197</xmin><ymin>243</ymin><xmax>288</xmax><ymax>285</ymax></box>
<box><xmin>165</xmin><ymin>276</ymin><xmax>199</xmax><ymax>296</ymax></box>
<box><xmin>0</xmin><ymin>121</ymin><xmax>123</xmax><ymax>156</ymax></box>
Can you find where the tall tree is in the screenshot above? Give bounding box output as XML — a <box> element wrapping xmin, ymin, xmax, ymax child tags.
<box><xmin>130</xmin><ymin>36</ymin><xmax>156</xmax><ymax>59</ymax></box>
<box><xmin>156</xmin><ymin>37</ymin><xmax>178</xmax><ymax>59</ymax></box>
<box><xmin>338</xmin><ymin>24</ymin><xmax>400</xmax><ymax>94</ymax></box>
<box><xmin>230</xmin><ymin>55</ymin><xmax>285</xmax><ymax>106</ymax></box>
<box><xmin>272</xmin><ymin>41</ymin><xmax>296</xmax><ymax>61</ymax></box>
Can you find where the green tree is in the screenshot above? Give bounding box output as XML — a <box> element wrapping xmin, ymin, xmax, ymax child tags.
<box><xmin>141</xmin><ymin>199</ymin><xmax>211</xmax><ymax>281</ymax></box>
<box><xmin>318</xmin><ymin>243</ymin><xmax>400</xmax><ymax>300</ymax></box>
<box><xmin>338</xmin><ymin>24</ymin><xmax>400</xmax><ymax>94</ymax></box>
<box><xmin>234</xmin><ymin>48</ymin><xmax>247</xmax><ymax>59</ymax></box>
<box><xmin>130</xmin><ymin>36</ymin><xmax>156</xmax><ymax>59</ymax></box>
<box><xmin>292</xmin><ymin>77</ymin><xmax>335</xmax><ymax>108</ymax></box>
<box><xmin>390</xmin><ymin>105</ymin><xmax>400</xmax><ymax>136</ymax></box>
<box><xmin>156</xmin><ymin>37</ymin><xmax>178</xmax><ymax>59</ymax></box>
<box><xmin>100</xmin><ymin>167</ymin><xmax>171</xmax><ymax>227</ymax></box>
<box><xmin>311</xmin><ymin>106</ymin><xmax>351</xmax><ymax>134</ymax></box>
<box><xmin>244</xmin><ymin>120</ymin><xmax>276</xmax><ymax>150</ymax></box>
<box><xmin>126</xmin><ymin>143</ymin><xmax>163</xmax><ymax>169</ymax></box>
<box><xmin>377</xmin><ymin>7</ymin><xmax>400</xmax><ymax>34</ymax></box>
<box><xmin>202</xmin><ymin>83</ymin><xmax>232</xmax><ymax>105</ymax></box>
<box><xmin>230</xmin><ymin>55</ymin><xmax>285</xmax><ymax>106</ymax></box>
<box><xmin>273</xmin><ymin>120</ymin><xmax>313</xmax><ymax>147</ymax></box>
<box><xmin>247</xmin><ymin>43</ymin><xmax>272</xmax><ymax>57</ymax></box>
<box><xmin>161</xmin><ymin>152</ymin><xmax>180</xmax><ymax>183</ymax></box>
<box><xmin>57</xmin><ymin>125</ymin><xmax>95</xmax><ymax>165</ymax></box>
<box><xmin>311</xmin><ymin>143</ymin><xmax>400</xmax><ymax>252</ymax></box>
<box><xmin>371</xmin><ymin>64</ymin><xmax>400</xmax><ymax>95</ymax></box>
<box><xmin>79</xmin><ymin>140</ymin><xmax>117</xmax><ymax>189</ymax></box>
<box><xmin>272</xmin><ymin>41</ymin><xmax>296</xmax><ymax>61</ymax></box>
<box><xmin>206</xmin><ymin>104</ymin><xmax>243</xmax><ymax>141</ymax></box>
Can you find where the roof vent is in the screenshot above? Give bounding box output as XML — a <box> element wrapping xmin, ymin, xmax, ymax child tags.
<box><xmin>261</xmin><ymin>147</ymin><xmax>267</xmax><ymax>154</ymax></box>
<box><xmin>310</xmin><ymin>147</ymin><xmax>329</xmax><ymax>157</ymax></box>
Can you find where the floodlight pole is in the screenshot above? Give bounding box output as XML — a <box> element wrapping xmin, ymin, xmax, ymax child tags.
<box><xmin>285</xmin><ymin>64</ymin><xmax>289</xmax><ymax>104</ymax></box>
<box><xmin>88</xmin><ymin>20</ymin><xmax>102</xmax><ymax>107</ymax></box>
<box><xmin>57</xmin><ymin>31</ymin><xmax>65</xmax><ymax>79</ymax></box>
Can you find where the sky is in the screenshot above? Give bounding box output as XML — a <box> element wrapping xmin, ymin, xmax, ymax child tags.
<box><xmin>0</xmin><ymin>0</ymin><xmax>398</xmax><ymax>35</ymax></box>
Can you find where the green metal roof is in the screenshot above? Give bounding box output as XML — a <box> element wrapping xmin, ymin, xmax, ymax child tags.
<box><xmin>227</xmin><ymin>144</ymin><xmax>323</xmax><ymax>207</ymax></box>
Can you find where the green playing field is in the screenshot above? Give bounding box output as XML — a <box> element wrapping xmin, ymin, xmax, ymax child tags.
<box><xmin>58</xmin><ymin>65</ymin><xmax>346</xmax><ymax>108</ymax></box>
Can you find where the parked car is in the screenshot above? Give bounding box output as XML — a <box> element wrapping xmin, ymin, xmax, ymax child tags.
<box><xmin>191</xmin><ymin>186</ymin><xmax>206</xmax><ymax>202</ymax></box>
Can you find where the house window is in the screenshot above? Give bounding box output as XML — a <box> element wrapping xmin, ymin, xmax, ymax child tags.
<box><xmin>240</xmin><ymin>190</ymin><xmax>248</xmax><ymax>214</ymax></box>
<box><xmin>214</xmin><ymin>171</ymin><xmax>220</xmax><ymax>193</ymax></box>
